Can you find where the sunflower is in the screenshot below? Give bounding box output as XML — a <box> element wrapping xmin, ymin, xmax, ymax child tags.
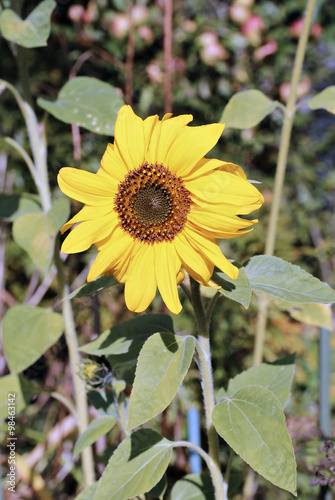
<box><xmin>58</xmin><ymin>105</ymin><xmax>263</xmax><ymax>314</ymax></box>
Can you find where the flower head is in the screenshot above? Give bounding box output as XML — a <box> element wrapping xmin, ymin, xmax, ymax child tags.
<box><xmin>58</xmin><ymin>105</ymin><xmax>263</xmax><ymax>314</ymax></box>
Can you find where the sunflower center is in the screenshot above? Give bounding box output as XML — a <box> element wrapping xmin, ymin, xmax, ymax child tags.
<box><xmin>114</xmin><ymin>162</ymin><xmax>192</xmax><ymax>243</ymax></box>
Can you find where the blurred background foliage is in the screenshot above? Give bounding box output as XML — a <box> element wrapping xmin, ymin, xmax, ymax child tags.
<box><xmin>1</xmin><ymin>0</ymin><xmax>335</xmax><ymax>498</ymax></box>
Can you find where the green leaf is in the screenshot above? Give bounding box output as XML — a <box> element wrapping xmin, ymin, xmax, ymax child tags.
<box><xmin>308</xmin><ymin>86</ymin><xmax>335</xmax><ymax>114</ymax></box>
<box><xmin>12</xmin><ymin>198</ymin><xmax>69</xmax><ymax>272</ymax></box>
<box><xmin>220</xmin><ymin>90</ymin><xmax>278</xmax><ymax>129</ymax></box>
<box><xmin>37</xmin><ymin>77</ymin><xmax>124</xmax><ymax>135</ymax></box>
<box><xmin>213</xmin><ymin>386</ymin><xmax>297</xmax><ymax>495</ymax></box>
<box><xmin>0</xmin><ymin>0</ymin><xmax>56</xmax><ymax>48</ymax></box>
<box><xmin>75</xmin><ymin>483</ymin><xmax>99</xmax><ymax>500</ymax></box>
<box><xmin>67</xmin><ymin>276</ymin><xmax>119</xmax><ymax>299</ymax></box>
<box><xmin>244</xmin><ymin>255</ymin><xmax>335</xmax><ymax>303</ymax></box>
<box><xmin>147</xmin><ymin>474</ymin><xmax>168</xmax><ymax>499</ymax></box>
<box><xmin>0</xmin><ymin>193</ymin><xmax>42</xmax><ymax>221</ymax></box>
<box><xmin>170</xmin><ymin>473</ymin><xmax>214</xmax><ymax>500</ymax></box>
<box><xmin>81</xmin><ymin>314</ymin><xmax>175</xmax><ymax>385</ymax></box>
<box><xmin>0</xmin><ymin>374</ymin><xmax>35</xmax><ymax>419</ymax></box>
<box><xmin>3</xmin><ymin>305</ymin><xmax>64</xmax><ymax>374</ymax></box>
<box><xmin>93</xmin><ymin>429</ymin><xmax>173</xmax><ymax>500</ymax></box>
<box><xmin>213</xmin><ymin>267</ymin><xmax>252</xmax><ymax>308</ymax></box>
<box><xmin>128</xmin><ymin>332</ymin><xmax>195</xmax><ymax>429</ymax></box>
<box><xmin>73</xmin><ymin>416</ymin><xmax>116</xmax><ymax>457</ymax></box>
<box><xmin>275</xmin><ymin>299</ymin><xmax>332</xmax><ymax>330</ymax></box>
<box><xmin>218</xmin><ymin>357</ymin><xmax>295</xmax><ymax>408</ymax></box>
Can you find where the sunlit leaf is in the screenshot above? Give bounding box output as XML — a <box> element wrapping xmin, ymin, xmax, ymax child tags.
<box><xmin>213</xmin><ymin>267</ymin><xmax>252</xmax><ymax>308</ymax></box>
<box><xmin>213</xmin><ymin>386</ymin><xmax>296</xmax><ymax>495</ymax></box>
<box><xmin>217</xmin><ymin>356</ymin><xmax>295</xmax><ymax>408</ymax></box>
<box><xmin>93</xmin><ymin>429</ymin><xmax>173</xmax><ymax>500</ymax></box>
<box><xmin>12</xmin><ymin>199</ymin><xmax>70</xmax><ymax>272</ymax></box>
<box><xmin>128</xmin><ymin>332</ymin><xmax>195</xmax><ymax>429</ymax></box>
<box><xmin>244</xmin><ymin>255</ymin><xmax>335</xmax><ymax>303</ymax></box>
<box><xmin>81</xmin><ymin>314</ymin><xmax>175</xmax><ymax>385</ymax></box>
<box><xmin>3</xmin><ymin>305</ymin><xmax>63</xmax><ymax>374</ymax></box>
<box><xmin>275</xmin><ymin>299</ymin><xmax>332</xmax><ymax>330</ymax></box>
<box><xmin>147</xmin><ymin>474</ymin><xmax>168</xmax><ymax>499</ymax></box>
<box><xmin>170</xmin><ymin>473</ymin><xmax>214</xmax><ymax>500</ymax></box>
<box><xmin>75</xmin><ymin>483</ymin><xmax>99</xmax><ymax>500</ymax></box>
<box><xmin>308</xmin><ymin>86</ymin><xmax>335</xmax><ymax>114</ymax></box>
<box><xmin>220</xmin><ymin>90</ymin><xmax>278</xmax><ymax>129</ymax></box>
<box><xmin>67</xmin><ymin>276</ymin><xmax>119</xmax><ymax>299</ymax></box>
<box><xmin>0</xmin><ymin>0</ymin><xmax>56</xmax><ymax>48</ymax></box>
<box><xmin>0</xmin><ymin>374</ymin><xmax>35</xmax><ymax>419</ymax></box>
<box><xmin>73</xmin><ymin>416</ymin><xmax>116</xmax><ymax>456</ymax></box>
<box><xmin>38</xmin><ymin>77</ymin><xmax>124</xmax><ymax>135</ymax></box>
<box><xmin>0</xmin><ymin>193</ymin><xmax>41</xmax><ymax>221</ymax></box>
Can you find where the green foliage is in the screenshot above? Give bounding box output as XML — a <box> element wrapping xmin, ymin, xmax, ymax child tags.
<box><xmin>67</xmin><ymin>276</ymin><xmax>119</xmax><ymax>299</ymax></box>
<box><xmin>170</xmin><ymin>473</ymin><xmax>214</xmax><ymax>500</ymax></box>
<box><xmin>128</xmin><ymin>332</ymin><xmax>195</xmax><ymax>429</ymax></box>
<box><xmin>2</xmin><ymin>305</ymin><xmax>64</xmax><ymax>374</ymax></box>
<box><xmin>73</xmin><ymin>416</ymin><xmax>116</xmax><ymax>457</ymax></box>
<box><xmin>12</xmin><ymin>198</ymin><xmax>70</xmax><ymax>272</ymax></box>
<box><xmin>81</xmin><ymin>314</ymin><xmax>174</xmax><ymax>384</ymax></box>
<box><xmin>244</xmin><ymin>255</ymin><xmax>335</xmax><ymax>303</ymax></box>
<box><xmin>0</xmin><ymin>374</ymin><xmax>34</xmax><ymax>419</ymax></box>
<box><xmin>38</xmin><ymin>77</ymin><xmax>124</xmax><ymax>135</ymax></box>
<box><xmin>0</xmin><ymin>193</ymin><xmax>41</xmax><ymax>221</ymax></box>
<box><xmin>220</xmin><ymin>90</ymin><xmax>279</xmax><ymax>129</ymax></box>
<box><xmin>213</xmin><ymin>385</ymin><xmax>297</xmax><ymax>495</ymax></box>
<box><xmin>75</xmin><ymin>483</ymin><xmax>99</xmax><ymax>500</ymax></box>
<box><xmin>213</xmin><ymin>267</ymin><xmax>252</xmax><ymax>308</ymax></box>
<box><xmin>0</xmin><ymin>0</ymin><xmax>56</xmax><ymax>48</ymax></box>
<box><xmin>93</xmin><ymin>429</ymin><xmax>173</xmax><ymax>500</ymax></box>
<box><xmin>217</xmin><ymin>356</ymin><xmax>295</xmax><ymax>408</ymax></box>
<box><xmin>308</xmin><ymin>86</ymin><xmax>335</xmax><ymax>114</ymax></box>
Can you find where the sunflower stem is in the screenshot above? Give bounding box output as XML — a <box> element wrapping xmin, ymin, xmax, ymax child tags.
<box><xmin>254</xmin><ymin>0</ymin><xmax>317</xmax><ymax>365</ymax></box>
<box><xmin>190</xmin><ymin>277</ymin><xmax>227</xmax><ymax>500</ymax></box>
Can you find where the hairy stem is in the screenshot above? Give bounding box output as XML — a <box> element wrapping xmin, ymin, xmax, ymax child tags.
<box><xmin>190</xmin><ymin>277</ymin><xmax>227</xmax><ymax>500</ymax></box>
<box><xmin>254</xmin><ymin>0</ymin><xmax>317</xmax><ymax>365</ymax></box>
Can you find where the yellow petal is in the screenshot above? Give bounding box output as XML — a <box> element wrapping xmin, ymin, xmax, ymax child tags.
<box><xmin>124</xmin><ymin>244</ymin><xmax>157</xmax><ymax>312</ymax></box>
<box><xmin>114</xmin><ymin>105</ymin><xmax>145</xmax><ymax>170</ymax></box>
<box><xmin>185</xmin><ymin>226</ymin><xmax>239</xmax><ymax>280</ymax></box>
<box><xmin>147</xmin><ymin>114</ymin><xmax>193</xmax><ymax>165</ymax></box>
<box><xmin>143</xmin><ymin>114</ymin><xmax>159</xmax><ymax>152</ymax></box>
<box><xmin>61</xmin><ymin>213</ymin><xmax>118</xmax><ymax>254</ymax></box>
<box><xmin>184</xmin><ymin>158</ymin><xmax>247</xmax><ymax>181</ymax></box>
<box><xmin>189</xmin><ymin>209</ymin><xmax>257</xmax><ymax>238</ymax></box>
<box><xmin>99</xmin><ymin>143</ymin><xmax>128</xmax><ymax>181</ymax></box>
<box><xmin>155</xmin><ymin>242</ymin><xmax>182</xmax><ymax>314</ymax></box>
<box><xmin>61</xmin><ymin>204</ymin><xmax>115</xmax><ymax>233</ymax></box>
<box><xmin>87</xmin><ymin>226</ymin><xmax>133</xmax><ymax>281</ymax></box>
<box><xmin>167</xmin><ymin>123</ymin><xmax>224</xmax><ymax>177</ymax></box>
<box><xmin>58</xmin><ymin>168</ymin><xmax>117</xmax><ymax>206</ymax></box>
<box><xmin>174</xmin><ymin>232</ymin><xmax>213</xmax><ymax>284</ymax></box>
<box><xmin>187</xmin><ymin>171</ymin><xmax>264</xmax><ymax>212</ymax></box>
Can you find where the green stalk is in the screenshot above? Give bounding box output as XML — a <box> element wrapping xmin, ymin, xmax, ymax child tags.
<box><xmin>190</xmin><ymin>278</ymin><xmax>227</xmax><ymax>500</ymax></box>
<box><xmin>253</xmin><ymin>0</ymin><xmax>317</xmax><ymax>365</ymax></box>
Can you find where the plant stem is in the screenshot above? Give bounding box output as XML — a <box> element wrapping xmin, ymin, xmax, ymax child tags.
<box><xmin>55</xmin><ymin>243</ymin><xmax>95</xmax><ymax>486</ymax></box>
<box><xmin>190</xmin><ymin>277</ymin><xmax>227</xmax><ymax>500</ymax></box>
<box><xmin>254</xmin><ymin>0</ymin><xmax>317</xmax><ymax>365</ymax></box>
<box><xmin>164</xmin><ymin>0</ymin><xmax>173</xmax><ymax>113</ymax></box>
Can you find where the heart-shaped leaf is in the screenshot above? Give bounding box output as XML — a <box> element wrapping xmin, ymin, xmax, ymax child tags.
<box><xmin>0</xmin><ymin>0</ymin><xmax>56</xmax><ymax>48</ymax></box>
<box><xmin>38</xmin><ymin>77</ymin><xmax>124</xmax><ymax>135</ymax></box>
<box><xmin>213</xmin><ymin>386</ymin><xmax>297</xmax><ymax>495</ymax></box>
<box><xmin>308</xmin><ymin>86</ymin><xmax>335</xmax><ymax>114</ymax></box>
<box><xmin>128</xmin><ymin>332</ymin><xmax>195</xmax><ymax>429</ymax></box>
<box><xmin>3</xmin><ymin>305</ymin><xmax>64</xmax><ymax>374</ymax></box>
<box><xmin>220</xmin><ymin>90</ymin><xmax>278</xmax><ymax>129</ymax></box>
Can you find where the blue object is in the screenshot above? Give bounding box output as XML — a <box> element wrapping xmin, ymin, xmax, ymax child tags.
<box><xmin>187</xmin><ymin>405</ymin><xmax>202</xmax><ymax>473</ymax></box>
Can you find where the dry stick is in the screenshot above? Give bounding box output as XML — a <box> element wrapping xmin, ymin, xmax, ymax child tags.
<box><xmin>253</xmin><ymin>0</ymin><xmax>317</xmax><ymax>366</ymax></box>
<box><xmin>55</xmin><ymin>245</ymin><xmax>95</xmax><ymax>486</ymax></box>
<box><xmin>164</xmin><ymin>0</ymin><xmax>173</xmax><ymax>114</ymax></box>
<box><xmin>125</xmin><ymin>9</ymin><xmax>135</xmax><ymax>106</ymax></box>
